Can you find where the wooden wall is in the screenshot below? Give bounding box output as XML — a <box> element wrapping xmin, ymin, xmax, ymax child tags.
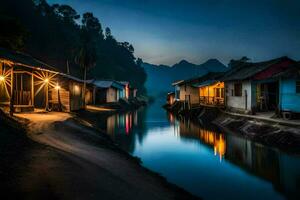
<box><xmin>69</xmin><ymin>81</ymin><xmax>84</xmax><ymax>111</ymax></box>
<box><xmin>50</xmin><ymin>81</ymin><xmax>70</xmax><ymax>112</ymax></box>
<box><xmin>106</xmin><ymin>87</ymin><xmax>118</xmax><ymax>103</ymax></box>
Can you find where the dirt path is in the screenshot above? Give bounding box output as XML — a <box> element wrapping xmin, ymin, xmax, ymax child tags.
<box><xmin>15</xmin><ymin>112</ymin><xmax>196</xmax><ymax>200</ymax></box>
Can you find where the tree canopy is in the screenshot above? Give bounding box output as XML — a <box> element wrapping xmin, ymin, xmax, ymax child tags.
<box><xmin>0</xmin><ymin>0</ymin><xmax>147</xmax><ymax>94</ymax></box>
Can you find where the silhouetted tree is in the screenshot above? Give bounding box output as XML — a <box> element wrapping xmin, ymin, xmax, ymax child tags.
<box><xmin>0</xmin><ymin>16</ymin><xmax>27</xmax><ymax>50</ymax></box>
<box><xmin>0</xmin><ymin>0</ymin><xmax>147</xmax><ymax>95</ymax></box>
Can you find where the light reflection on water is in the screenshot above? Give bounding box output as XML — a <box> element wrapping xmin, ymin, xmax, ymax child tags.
<box><xmin>103</xmin><ymin>102</ymin><xmax>300</xmax><ymax>200</ymax></box>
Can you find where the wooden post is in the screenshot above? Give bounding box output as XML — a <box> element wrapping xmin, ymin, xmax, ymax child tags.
<box><xmin>245</xmin><ymin>90</ymin><xmax>248</xmax><ymax>111</ymax></box>
<box><xmin>9</xmin><ymin>67</ymin><xmax>14</xmax><ymax>116</ymax></box>
<box><xmin>93</xmin><ymin>87</ymin><xmax>96</xmax><ymax>105</ymax></box>
<box><xmin>58</xmin><ymin>88</ymin><xmax>62</xmax><ymax>111</ymax></box>
<box><xmin>83</xmin><ymin>67</ymin><xmax>87</xmax><ymax>108</ymax></box>
<box><xmin>31</xmin><ymin>73</ymin><xmax>34</xmax><ymax>106</ymax></box>
<box><xmin>45</xmin><ymin>82</ymin><xmax>49</xmax><ymax>111</ymax></box>
<box><xmin>20</xmin><ymin>73</ymin><xmax>23</xmax><ymax>105</ymax></box>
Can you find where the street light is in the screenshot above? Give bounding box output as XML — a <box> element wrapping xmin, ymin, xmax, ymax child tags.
<box><xmin>55</xmin><ymin>84</ymin><xmax>61</xmax><ymax>90</ymax></box>
<box><xmin>0</xmin><ymin>75</ymin><xmax>5</xmax><ymax>82</ymax></box>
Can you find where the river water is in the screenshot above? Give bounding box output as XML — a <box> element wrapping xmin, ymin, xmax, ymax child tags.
<box><xmin>104</xmin><ymin>100</ymin><xmax>300</xmax><ymax>200</ymax></box>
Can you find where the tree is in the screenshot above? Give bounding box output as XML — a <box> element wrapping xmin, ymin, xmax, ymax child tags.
<box><xmin>136</xmin><ymin>58</ymin><xmax>143</xmax><ymax>67</ymax></box>
<box><xmin>105</xmin><ymin>27</ymin><xmax>111</xmax><ymax>38</ymax></box>
<box><xmin>75</xmin><ymin>43</ymin><xmax>97</xmax><ymax>107</ymax></box>
<box><xmin>0</xmin><ymin>16</ymin><xmax>27</xmax><ymax>51</ymax></box>
<box><xmin>55</xmin><ymin>5</ymin><xmax>80</xmax><ymax>24</ymax></box>
<box><xmin>82</xmin><ymin>12</ymin><xmax>103</xmax><ymax>39</ymax></box>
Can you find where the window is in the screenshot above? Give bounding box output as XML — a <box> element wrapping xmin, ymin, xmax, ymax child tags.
<box><xmin>296</xmin><ymin>81</ymin><xmax>300</xmax><ymax>94</ymax></box>
<box><xmin>234</xmin><ymin>83</ymin><xmax>242</xmax><ymax>96</ymax></box>
<box><xmin>216</xmin><ymin>88</ymin><xmax>221</xmax><ymax>98</ymax></box>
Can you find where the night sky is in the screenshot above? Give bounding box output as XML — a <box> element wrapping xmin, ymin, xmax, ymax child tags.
<box><xmin>48</xmin><ymin>0</ymin><xmax>300</xmax><ymax>66</ymax></box>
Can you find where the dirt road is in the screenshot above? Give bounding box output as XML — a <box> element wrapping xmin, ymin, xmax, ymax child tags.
<box><xmin>13</xmin><ymin>112</ymin><xmax>196</xmax><ymax>200</ymax></box>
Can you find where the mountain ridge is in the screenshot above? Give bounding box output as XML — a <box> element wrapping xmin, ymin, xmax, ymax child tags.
<box><xmin>142</xmin><ymin>58</ymin><xmax>228</xmax><ymax>97</ymax></box>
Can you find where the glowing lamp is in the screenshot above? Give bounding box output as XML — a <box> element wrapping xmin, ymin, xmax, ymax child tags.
<box><xmin>44</xmin><ymin>78</ymin><xmax>49</xmax><ymax>83</ymax></box>
<box><xmin>0</xmin><ymin>75</ymin><xmax>5</xmax><ymax>82</ymax></box>
<box><xmin>55</xmin><ymin>84</ymin><xmax>61</xmax><ymax>90</ymax></box>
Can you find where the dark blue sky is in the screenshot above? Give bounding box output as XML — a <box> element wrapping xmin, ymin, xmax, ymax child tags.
<box><xmin>48</xmin><ymin>0</ymin><xmax>300</xmax><ymax>65</ymax></box>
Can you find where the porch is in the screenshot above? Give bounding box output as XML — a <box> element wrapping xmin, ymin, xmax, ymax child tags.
<box><xmin>0</xmin><ymin>60</ymin><xmax>59</xmax><ymax>113</ymax></box>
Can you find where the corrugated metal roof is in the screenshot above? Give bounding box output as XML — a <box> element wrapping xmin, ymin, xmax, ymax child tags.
<box><xmin>192</xmin><ymin>80</ymin><xmax>217</xmax><ymax>88</ymax></box>
<box><xmin>221</xmin><ymin>57</ymin><xmax>295</xmax><ymax>81</ymax></box>
<box><xmin>93</xmin><ymin>80</ymin><xmax>124</xmax><ymax>90</ymax></box>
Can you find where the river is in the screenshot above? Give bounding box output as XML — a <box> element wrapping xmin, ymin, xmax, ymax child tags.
<box><xmin>103</xmin><ymin>99</ymin><xmax>300</xmax><ymax>200</ymax></box>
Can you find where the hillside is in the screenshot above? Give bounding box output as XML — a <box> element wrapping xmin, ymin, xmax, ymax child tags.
<box><xmin>0</xmin><ymin>0</ymin><xmax>147</xmax><ymax>94</ymax></box>
<box><xmin>143</xmin><ymin>59</ymin><xmax>228</xmax><ymax>97</ymax></box>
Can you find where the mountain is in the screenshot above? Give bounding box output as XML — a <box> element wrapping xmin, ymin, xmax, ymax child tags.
<box><xmin>143</xmin><ymin>59</ymin><xmax>228</xmax><ymax>97</ymax></box>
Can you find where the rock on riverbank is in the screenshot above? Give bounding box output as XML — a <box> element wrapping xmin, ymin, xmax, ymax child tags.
<box><xmin>213</xmin><ymin>113</ymin><xmax>300</xmax><ymax>153</ymax></box>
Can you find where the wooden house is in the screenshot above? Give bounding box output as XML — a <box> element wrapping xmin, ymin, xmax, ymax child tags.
<box><xmin>166</xmin><ymin>92</ymin><xmax>175</xmax><ymax>105</ymax></box>
<box><xmin>194</xmin><ymin>72</ymin><xmax>225</xmax><ymax>107</ymax></box>
<box><xmin>172</xmin><ymin>79</ymin><xmax>200</xmax><ymax>107</ymax></box>
<box><xmin>0</xmin><ymin>48</ymin><xmax>86</xmax><ymax>113</ymax></box>
<box><xmin>222</xmin><ymin>57</ymin><xmax>297</xmax><ymax>114</ymax></box>
<box><xmin>172</xmin><ymin>72</ymin><xmax>225</xmax><ymax>108</ymax></box>
<box><xmin>119</xmin><ymin>81</ymin><xmax>129</xmax><ymax>99</ymax></box>
<box><xmin>93</xmin><ymin>80</ymin><xmax>125</xmax><ymax>104</ymax></box>
<box><xmin>49</xmin><ymin>73</ymin><xmax>89</xmax><ymax>112</ymax></box>
<box><xmin>129</xmin><ymin>86</ymin><xmax>137</xmax><ymax>99</ymax></box>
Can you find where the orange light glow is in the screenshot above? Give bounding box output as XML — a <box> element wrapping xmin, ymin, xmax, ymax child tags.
<box><xmin>0</xmin><ymin>75</ymin><xmax>5</xmax><ymax>82</ymax></box>
<box><xmin>199</xmin><ymin>129</ymin><xmax>226</xmax><ymax>161</ymax></box>
<box><xmin>125</xmin><ymin>85</ymin><xmax>129</xmax><ymax>99</ymax></box>
<box><xmin>55</xmin><ymin>84</ymin><xmax>61</xmax><ymax>90</ymax></box>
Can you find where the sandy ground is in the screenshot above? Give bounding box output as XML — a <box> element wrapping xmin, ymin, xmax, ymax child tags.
<box><xmin>12</xmin><ymin>112</ymin><xmax>196</xmax><ymax>200</ymax></box>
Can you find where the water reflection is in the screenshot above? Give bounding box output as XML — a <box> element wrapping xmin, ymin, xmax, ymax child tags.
<box><xmin>104</xmin><ymin>105</ymin><xmax>300</xmax><ymax>200</ymax></box>
<box><xmin>107</xmin><ymin>111</ymin><xmax>139</xmax><ymax>135</ymax></box>
<box><xmin>173</xmin><ymin>117</ymin><xmax>226</xmax><ymax>161</ymax></box>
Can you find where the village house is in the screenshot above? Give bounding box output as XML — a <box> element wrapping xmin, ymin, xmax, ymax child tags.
<box><xmin>272</xmin><ymin>64</ymin><xmax>300</xmax><ymax>118</ymax></box>
<box><xmin>221</xmin><ymin>57</ymin><xmax>298</xmax><ymax>114</ymax></box>
<box><xmin>166</xmin><ymin>92</ymin><xmax>175</xmax><ymax>105</ymax></box>
<box><xmin>0</xmin><ymin>48</ymin><xmax>87</xmax><ymax>113</ymax></box>
<box><xmin>118</xmin><ymin>81</ymin><xmax>138</xmax><ymax>99</ymax></box>
<box><xmin>172</xmin><ymin>78</ymin><xmax>200</xmax><ymax>108</ymax></box>
<box><xmin>93</xmin><ymin>80</ymin><xmax>125</xmax><ymax>104</ymax></box>
<box><xmin>49</xmin><ymin>73</ymin><xmax>93</xmax><ymax>112</ymax></box>
<box><xmin>194</xmin><ymin>72</ymin><xmax>225</xmax><ymax>107</ymax></box>
<box><xmin>172</xmin><ymin>72</ymin><xmax>225</xmax><ymax>108</ymax></box>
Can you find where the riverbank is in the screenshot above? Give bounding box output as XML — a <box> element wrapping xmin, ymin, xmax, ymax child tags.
<box><xmin>165</xmin><ymin>104</ymin><xmax>300</xmax><ymax>153</ymax></box>
<box><xmin>0</xmin><ymin>109</ymin><xmax>198</xmax><ymax>200</ymax></box>
<box><xmin>213</xmin><ymin>113</ymin><xmax>300</xmax><ymax>153</ymax></box>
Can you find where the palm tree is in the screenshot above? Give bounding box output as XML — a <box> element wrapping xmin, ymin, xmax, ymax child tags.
<box><xmin>75</xmin><ymin>44</ymin><xmax>96</xmax><ymax>108</ymax></box>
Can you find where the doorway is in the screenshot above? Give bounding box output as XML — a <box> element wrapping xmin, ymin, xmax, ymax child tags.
<box><xmin>256</xmin><ymin>81</ymin><xmax>279</xmax><ymax>111</ymax></box>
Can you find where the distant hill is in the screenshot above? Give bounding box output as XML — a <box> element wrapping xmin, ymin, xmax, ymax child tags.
<box><xmin>142</xmin><ymin>59</ymin><xmax>228</xmax><ymax>97</ymax></box>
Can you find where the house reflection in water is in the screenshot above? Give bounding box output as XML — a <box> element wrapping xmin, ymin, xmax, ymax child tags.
<box><xmin>106</xmin><ymin>111</ymin><xmax>138</xmax><ymax>136</ymax></box>
<box><xmin>174</xmin><ymin>116</ymin><xmax>226</xmax><ymax>161</ymax></box>
<box><xmin>170</xmin><ymin>114</ymin><xmax>300</xmax><ymax>199</ymax></box>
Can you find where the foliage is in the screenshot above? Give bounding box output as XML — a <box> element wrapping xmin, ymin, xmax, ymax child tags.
<box><xmin>0</xmin><ymin>0</ymin><xmax>147</xmax><ymax>94</ymax></box>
